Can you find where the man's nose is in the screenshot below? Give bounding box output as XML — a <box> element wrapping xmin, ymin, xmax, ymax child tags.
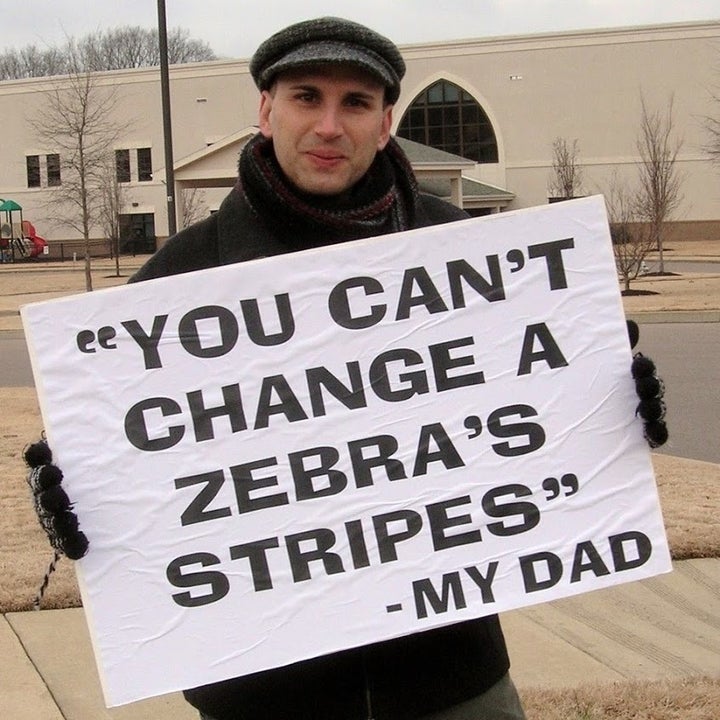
<box><xmin>314</xmin><ymin>106</ymin><xmax>342</xmax><ymax>138</ymax></box>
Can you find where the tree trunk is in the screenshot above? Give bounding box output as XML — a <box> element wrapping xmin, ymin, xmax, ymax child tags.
<box><xmin>84</xmin><ymin>240</ymin><xmax>93</xmax><ymax>291</ymax></box>
<box><xmin>114</xmin><ymin>235</ymin><xmax>120</xmax><ymax>277</ymax></box>
<box><xmin>84</xmin><ymin>248</ymin><xmax>93</xmax><ymax>292</ymax></box>
<box><xmin>656</xmin><ymin>224</ymin><xmax>665</xmax><ymax>274</ymax></box>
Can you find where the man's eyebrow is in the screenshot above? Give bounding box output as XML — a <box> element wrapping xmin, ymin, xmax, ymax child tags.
<box><xmin>286</xmin><ymin>82</ymin><xmax>320</xmax><ymax>92</ymax></box>
<box><xmin>284</xmin><ymin>82</ymin><xmax>378</xmax><ymax>100</ymax></box>
<box><xmin>345</xmin><ymin>90</ymin><xmax>376</xmax><ymax>101</ymax></box>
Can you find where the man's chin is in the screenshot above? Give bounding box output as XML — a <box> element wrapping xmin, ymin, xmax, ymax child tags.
<box><xmin>293</xmin><ymin>175</ymin><xmax>354</xmax><ymax>197</ymax></box>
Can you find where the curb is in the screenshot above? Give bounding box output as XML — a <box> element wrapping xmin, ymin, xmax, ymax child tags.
<box><xmin>626</xmin><ymin>310</ymin><xmax>720</xmax><ymax>324</ymax></box>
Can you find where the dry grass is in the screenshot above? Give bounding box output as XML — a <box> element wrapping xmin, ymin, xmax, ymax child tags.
<box><xmin>650</xmin><ymin>240</ymin><xmax>720</xmax><ymax>259</ymax></box>
<box><xmin>654</xmin><ymin>455</ymin><xmax>720</xmax><ymax>560</ymax></box>
<box><xmin>520</xmin><ymin>677</ymin><xmax>720</xmax><ymax>719</ymax></box>
<box><xmin>0</xmin><ymin>258</ymin><xmax>143</xmax><ymax>331</ymax></box>
<box><xmin>0</xmin><ymin>388</ymin><xmax>80</xmax><ymax>613</ymax></box>
<box><xmin>621</xmin><ymin>239</ymin><xmax>720</xmax><ymax>314</ymax></box>
<box><xmin>621</xmin><ymin>274</ymin><xmax>720</xmax><ymax>314</ymax></box>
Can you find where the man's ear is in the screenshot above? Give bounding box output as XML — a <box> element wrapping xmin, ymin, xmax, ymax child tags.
<box><xmin>258</xmin><ymin>90</ymin><xmax>273</xmax><ymax>138</ymax></box>
<box><xmin>377</xmin><ymin>104</ymin><xmax>393</xmax><ymax>150</ymax></box>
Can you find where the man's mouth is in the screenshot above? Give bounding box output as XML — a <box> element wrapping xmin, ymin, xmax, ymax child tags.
<box><xmin>306</xmin><ymin>149</ymin><xmax>346</xmax><ymax>164</ymax></box>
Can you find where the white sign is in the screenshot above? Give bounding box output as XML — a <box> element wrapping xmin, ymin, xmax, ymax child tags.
<box><xmin>22</xmin><ymin>196</ymin><xmax>671</xmax><ymax>706</ymax></box>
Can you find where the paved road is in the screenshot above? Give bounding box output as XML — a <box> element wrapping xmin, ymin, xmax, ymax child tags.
<box><xmin>1</xmin><ymin>330</ymin><xmax>32</xmax><ymax>387</ymax></box>
<box><xmin>635</xmin><ymin>321</ymin><xmax>720</xmax><ymax>465</ymax></box>
<box><xmin>2</xmin><ymin>321</ymin><xmax>718</xmax><ymax>464</ymax></box>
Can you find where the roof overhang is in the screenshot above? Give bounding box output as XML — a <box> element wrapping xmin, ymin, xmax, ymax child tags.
<box><xmin>162</xmin><ymin>132</ymin><xmax>515</xmax><ymax>210</ymax></box>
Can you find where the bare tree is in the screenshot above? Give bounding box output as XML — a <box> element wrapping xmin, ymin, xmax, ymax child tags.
<box><xmin>165</xmin><ymin>28</ymin><xmax>217</xmax><ymax>65</ymax></box>
<box><xmin>705</xmin><ymin>87</ymin><xmax>720</xmax><ymax>164</ymax></box>
<box><xmin>29</xmin><ymin>44</ymin><xmax>125</xmax><ymax>291</ymax></box>
<box><xmin>0</xmin><ymin>45</ymin><xmax>68</xmax><ymax>79</ymax></box>
<box><xmin>98</xmin><ymin>153</ymin><xmax>126</xmax><ymax>278</ymax></box>
<box><xmin>180</xmin><ymin>188</ymin><xmax>209</xmax><ymax>228</ymax></box>
<box><xmin>635</xmin><ymin>95</ymin><xmax>683</xmax><ymax>275</ymax></box>
<box><xmin>606</xmin><ymin>173</ymin><xmax>655</xmax><ymax>293</ymax></box>
<box><xmin>0</xmin><ymin>26</ymin><xmax>216</xmax><ymax>79</ymax></box>
<box><xmin>77</xmin><ymin>28</ymin><xmax>148</xmax><ymax>72</ymax></box>
<box><xmin>79</xmin><ymin>27</ymin><xmax>216</xmax><ymax>71</ymax></box>
<box><xmin>548</xmin><ymin>137</ymin><xmax>584</xmax><ymax>200</ymax></box>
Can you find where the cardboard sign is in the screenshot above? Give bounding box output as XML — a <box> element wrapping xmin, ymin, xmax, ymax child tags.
<box><xmin>22</xmin><ymin>196</ymin><xmax>671</xmax><ymax>706</ymax></box>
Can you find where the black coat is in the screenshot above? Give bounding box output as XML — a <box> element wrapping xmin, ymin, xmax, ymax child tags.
<box><xmin>132</xmin><ymin>185</ymin><xmax>511</xmax><ymax>720</ymax></box>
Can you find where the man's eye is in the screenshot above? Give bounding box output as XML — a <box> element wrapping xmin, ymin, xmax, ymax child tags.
<box><xmin>346</xmin><ymin>97</ymin><xmax>370</xmax><ymax>108</ymax></box>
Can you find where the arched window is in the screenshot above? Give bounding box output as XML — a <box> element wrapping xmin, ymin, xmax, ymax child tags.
<box><xmin>397</xmin><ymin>80</ymin><xmax>498</xmax><ymax>163</ymax></box>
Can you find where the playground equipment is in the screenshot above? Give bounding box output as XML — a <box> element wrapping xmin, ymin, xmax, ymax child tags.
<box><xmin>0</xmin><ymin>198</ymin><xmax>48</xmax><ymax>261</ymax></box>
<box><xmin>21</xmin><ymin>220</ymin><xmax>48</xmax><ymax>257</ymax></box>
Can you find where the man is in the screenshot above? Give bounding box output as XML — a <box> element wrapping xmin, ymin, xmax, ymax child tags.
<box><xmin>128</xmin><ymin>18</ymin><xmax>524</xmax><ymax>720</ymax></box>
<box><xmin>134</xmin><ymin>21</ymin><xmax>525</xmax><ymax>715</ymax></box>
<box><xmin>26</xmin><ymin>15</ymin><xmax>666</xmax><ymax>720</ymax></box>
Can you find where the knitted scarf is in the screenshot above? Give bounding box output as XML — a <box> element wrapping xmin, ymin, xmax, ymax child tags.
<box><xmin>238</xmin><ymin>133</ymin><xmax>420</xmax><ymax>249</ymax></box>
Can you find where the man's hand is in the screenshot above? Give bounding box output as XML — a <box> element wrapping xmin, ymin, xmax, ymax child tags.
<box><xmin>627</xmin><ymin>320</ymin><xmax>669</xmax><ymax>449</ymax></box>
<box><xmin>24</xmin><ymin>440</ymin><xmax>89</xmax><ymax>560</ymax></box>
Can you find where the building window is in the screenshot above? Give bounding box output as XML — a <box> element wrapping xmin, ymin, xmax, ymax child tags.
<box><xmin>119</xmin><ymin>213</ymin><xmax>156</xmax><ymax>254</ymax></box>
<box><xmin>26</xmin><ymin>155</ymin><xmax>41</xmax><ymax>188</ymax></box>
<box><xmin>397</xmin><ymin>80</ymin><xmax>498</xmax><ymax>163</ymax></box>
<box><xmin>116</xmin><ymin>149</ymin><xmax>131</xmax><ymax>183</ymax></box>
<box><xmin>137</xmin><ymin>147</ymin><xmax>152</xmax><ymax>182</ymax></box>
<box><xmin>46</xmin><ymin>154</ymin><xmax>61</xmax><ymax>186</ymax></box>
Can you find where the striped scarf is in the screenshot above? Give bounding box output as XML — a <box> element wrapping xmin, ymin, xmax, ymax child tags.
<box><xmin>238</xmin><ymin>133</ymin><xmax>419</xmax><ymax>249</ymax></box>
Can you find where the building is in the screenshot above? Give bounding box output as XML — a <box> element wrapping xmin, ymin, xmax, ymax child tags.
<box><xmin>0</xmin><ymin>19</ymin><xmax>717</xmax><ymax>257</ymax></box>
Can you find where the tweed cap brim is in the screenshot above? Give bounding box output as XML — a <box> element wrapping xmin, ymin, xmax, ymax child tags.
<box><xmin>258</xmin><ymin>40</ymin><xmax>396</xmax><ymax>95</ymax></box>
<box><xmin>250</xmin><ymin>17</ymin><xmax>406</xmax><ymax>104</ymax></box>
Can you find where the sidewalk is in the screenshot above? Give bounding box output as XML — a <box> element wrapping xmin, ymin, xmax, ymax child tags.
<box><xmin>2</xmin><ymin>557</ymin><xmax>719</xmax><ymax>719</ymax></box>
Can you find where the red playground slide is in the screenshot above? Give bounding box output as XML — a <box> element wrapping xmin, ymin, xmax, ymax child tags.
<box><xmin>21</xmin><ymin>220</ymin><xmax>48</xmax><ymax>258</ymax></box>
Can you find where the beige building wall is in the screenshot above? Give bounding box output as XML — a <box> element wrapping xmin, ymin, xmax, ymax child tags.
<box><xmin>0</xmin><ymin>20</ymin><xmax>717</xmax><ymax>247</ymax></box>
<box><xmin>401</xmin><ymin>22</ymin><xmax>719</xmax><ymax>219</ymax></box>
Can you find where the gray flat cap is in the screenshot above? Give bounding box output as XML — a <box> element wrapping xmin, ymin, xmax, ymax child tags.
<box><xmin>250</xmin><ymin>17</ymin><xmax>406</xmax><ymax>104</ymax></box>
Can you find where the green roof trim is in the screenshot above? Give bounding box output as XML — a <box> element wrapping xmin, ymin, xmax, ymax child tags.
<box><xmin>394</xmin><ymin>136</ymin><xmax>514</xmax><ymax>203</ymax></box>
<box><xmin>0</xmin><ymin>199</ymin><xmax>22</xmax><ymax>211</ymax></box>
<box><xmin>395</xmin><ymin>136</ymin><xmax>474</xmax><ymax>165</ymax></box>
<box><xmin>418</xmin><ymin>176</ymin><xmax>515</xmax><ymax>201</ymax></box>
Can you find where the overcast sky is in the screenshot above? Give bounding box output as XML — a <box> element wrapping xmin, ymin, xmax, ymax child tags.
<box><xmin>1</xmin><ymin>0</ymin><xmax>717</xmax><ymax>58</ymax></box>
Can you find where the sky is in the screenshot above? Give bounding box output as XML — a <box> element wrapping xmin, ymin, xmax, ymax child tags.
<box><xmin>0</xmin><ymin>0</ymin><xmax>717</xmax><ymax>58</ymax></box>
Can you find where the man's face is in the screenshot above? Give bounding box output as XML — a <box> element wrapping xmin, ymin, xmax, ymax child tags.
<box><xmin>258</xmin><ymin>66</ymin><xmax>393</xmax><ymax>196</ymax></box>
